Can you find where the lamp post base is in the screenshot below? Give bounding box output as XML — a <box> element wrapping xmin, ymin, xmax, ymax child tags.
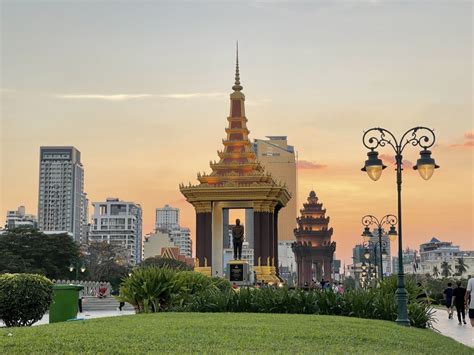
<box><xmin>395</xmin><ymin>274</ymin><xmax>410</xmax><ymax>327</ymax></box>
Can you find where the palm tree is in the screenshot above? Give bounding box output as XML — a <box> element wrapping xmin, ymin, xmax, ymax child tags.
<box><xmin>432</xmin><ymin>265</ymin><xmax>440</xmax><ymax>278</ymax></box>
<box><xmin>455</xmin><ymin>258</ymin><xmax>469</xmax><ymax>277</ymax></box>
<box><xmin>440</xmin><ymin>261</ymin><xmax>452</xmax><ymax>278</ymax></box>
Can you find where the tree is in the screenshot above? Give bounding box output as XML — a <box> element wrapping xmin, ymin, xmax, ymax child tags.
<box><xmin>84</xmin><ymin>242</ymin><xmax>130</xmax><ymax>289</ymax></box>
<box><xmin>455</xmin><ymin>258</ymin><xmax>468</xmax><ymax>277</ymax></box>
<box><xmin>432</xmin><ymin>265</ymin><xmax>440</xmax><ymax>278</ymax></box>
<box><xmin>440</xmin><ymin>261</ymin><xmax>452</xmax><ymax>278</ymax></box>
<box><xmin>0</xmin><ymin>227</ymin><xmax>80</xmax><ymax>279</ymax></box>
<box><xmin>141</xmin><ymin>256</ymin><xmax>193</xmax><ymax>271</ymax></box>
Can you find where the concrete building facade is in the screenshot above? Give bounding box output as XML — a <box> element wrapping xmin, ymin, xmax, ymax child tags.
<box><xmin>417</xmin><ymin>238</ymin><xmax>474</xmax><ymax>277</ymax></box>
<box><xmin>143</xmin><ymin>231</ymin><xmax>175</xmax><ymax>259</ymax></box>
<box><xmin>155</xmin><ymin>205</ymin><xmax>179</xmax><ymax>231</ymax></box>
<box><xmin>89</xmin><ymin>198</ymin><xmax>143</xmax><ymax>265</ymax></box>
<box><xmin>169</xmin><ymin>226</ymin><xmax>192</xmax><ymax>258</ymax></box>
<box><xmin>278</xmin><ymin>240</ymin><xmax>297</xmax><ymax>285</ymax></box>
<box><xmin>253</xmin><ymin>136</ymin><xmax>297</xmax><ymax>241</ymax></box>
<box><xmin>5</xmin><ymin>206</ymin><xmax>37</xmax><ymax>229</ymax></box>
<box><xmin>37</xmin><ymin>146</ymin><xmax>87</xmax><ymax>243</ymax></box>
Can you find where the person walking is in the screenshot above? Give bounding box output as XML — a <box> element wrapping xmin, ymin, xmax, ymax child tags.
<box><xmin>443</xmin><ymin>282</ymin><xmax>454</xmax><ymax>319</ymax></box>
<box><xmin>466</xmin><ymin>276</ymin><xmax>474</xmax><ymax>327</ymax></box>
<box><xmin>337</xmin><ymin>283</ymin><xmax>345</xmax><ymax>295</ymax></box>
<box><xmin>78</xmin><ymin>289</ymin><xmax>83</xmax><ymax>313</ymax></box>
<box><xmin>452</xmin><ymin>281</ymin><xmax>467</xmax><ymax>325</ymax></box>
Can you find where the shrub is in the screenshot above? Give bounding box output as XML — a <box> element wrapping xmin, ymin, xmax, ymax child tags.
<box><xmin>172</xmin><ymin>271</ymin><xmax>231</xmax><ymax>306</ymax></box>
<box><xmin>118</xmin><ymin>267</ymin><xmax>229</xmax><ymax>313</ymax></box>
<box><xmin>0</xmin><ymin>273</ymin><xmax>53</xmax><ymax>327</ymax></box>
<box><xmin>118</xmin><ymin>267</ymin><xmax>177</xmax><ymax>313</ymax></box>
<box><xmin>171</xmin><ymin>280</ymin><xmax>434</xmax><ymax>328</ymax></box>
<box><xmin>141</xmin><ymin>257</ymin><xmax>193</xmax><ymax>271</ymax></box>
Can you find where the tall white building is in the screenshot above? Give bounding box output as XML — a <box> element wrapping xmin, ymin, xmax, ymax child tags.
<box><xmin>90</xmin><ymin>198</ymin><xmax>143</xmax><ymax>265</ymax></box>
<box><xmin>278</xmin><ymin>240</ymin><xmax>297</xmax><ymax>284</ymax></box>
<box><xmin>169</xmin><ymin>226</ymin><xmax>192</xmax><ymax>258</ymax></box>
<box><xmin>5</xmin><ymin>206</ymin><xmax>37</xmax><ymax>229</ymax></box>
<box><xmin>155</xmin><ymin>205</ymin><xmax>179</xmax><ymax>231</ymax></box>
<box><xmin>154</xmin><ymin>204</ymin><xmax>192</xmax><ymax>258</ymax></box>
<box><xmin>38</xmin><ymin>146</ymin><xmax>87</xmax><ymax>243</ymax></box>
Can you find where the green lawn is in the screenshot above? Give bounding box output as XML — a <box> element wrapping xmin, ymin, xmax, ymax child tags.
<box><xmin>0</xmin><ymin>313</ymin><xmax>471</xmax><ymax>354</ymax></box>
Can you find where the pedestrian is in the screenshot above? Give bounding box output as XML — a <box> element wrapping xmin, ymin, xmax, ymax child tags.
<box><xmin>443</xmin><ymin>282</ymin><xmax>454</xmax><ymax>319</ymax></box>
<box><xmin>452</xmin><ymin>281</ymin><xmax>467</xmax><ymax>325</ymax></box>
<box><xmin>337</xmin><ymin>283</ymin><xmax>345</xmax><ymax>295</ymax></box>
<box><xmin>320</xmin><ymin>278</ymin><xmax>326</xmax><ymax>289</ymax></box>
<box><xmin>466</xmin><ymin>276</ymin><xmax>474</xmax><ymax>327</ymax></box>
<box><xmin>323</xmin><ymin>282</ymin><xmax>331</xmax><ymax>291</ymax></box>
<box><xmin>78</xmin><ymin>288</ymin><xmax>83</xmax><ymax>313</ymax></box>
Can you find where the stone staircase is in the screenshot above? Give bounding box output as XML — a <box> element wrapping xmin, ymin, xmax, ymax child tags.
<box><xmin>82</xmin><ymin>296</ymin><xmax>134</xmax><ymax>312</ymax></box>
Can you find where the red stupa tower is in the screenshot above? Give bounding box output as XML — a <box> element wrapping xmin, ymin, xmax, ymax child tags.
<box><xmin>292</xmin><ymin>191</ymin><xmax>336</xmax><ymax>286</ymax></box>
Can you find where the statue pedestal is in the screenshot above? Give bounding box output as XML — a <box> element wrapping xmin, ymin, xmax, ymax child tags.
<box><xmin>226</xmin><ymin>260</ymin><xmax>250</xmax><ymax>286</ymax></box>
<box><xmin>254</xmin><ymin>265</ymin><xmax>280</xmax><ymax>285</ymax></box>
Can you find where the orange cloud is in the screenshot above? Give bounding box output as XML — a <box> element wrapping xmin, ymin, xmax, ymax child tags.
<box><xmin>449</xmin><ymin>130</ymin><xmax>474</xmax><ymax>148</ymax></box>
<box><xmin>297</xmin><ymin>160</ymin><xmax>328</xmax><ymax>170</ymax></box>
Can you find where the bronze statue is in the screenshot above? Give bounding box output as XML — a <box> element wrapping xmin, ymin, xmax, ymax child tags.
<box><xmin>232</xmin><ymin>219</ymin><xmax>244</xmax><ymax>260</ymax></box>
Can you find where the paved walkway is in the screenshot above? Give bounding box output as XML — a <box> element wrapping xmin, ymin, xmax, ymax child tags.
<box><xmin>432</xmin><ymin>309</ymin><xmax>473</xmax><ymax>348</ymax></box>
<box><xmin>0</xmin><ymin>310</ymin><xmax>135</xmax><ymax>327</ymax></box>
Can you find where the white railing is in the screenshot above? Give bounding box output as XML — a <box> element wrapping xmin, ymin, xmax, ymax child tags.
<box><xmin>52</xmin><ymin>280</ymin><xmax>112</xmax><ymax>297</ymax></box>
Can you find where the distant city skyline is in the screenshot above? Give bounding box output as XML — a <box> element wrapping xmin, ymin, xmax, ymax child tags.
<box><xmin>1</xmin><ymin>1</ymin><xmax>472</xmax><ymax>265</ymax></box>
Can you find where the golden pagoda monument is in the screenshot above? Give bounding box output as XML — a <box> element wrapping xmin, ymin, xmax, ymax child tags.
<box><xmin>180</xmin><ymin>45</ymin><xmax>290</xmax><ymax>283</ymax></box>
<box><xmin>292</xmin><ymin>191</ymin><xmax>336</xmax><ymax>286</ymax></box>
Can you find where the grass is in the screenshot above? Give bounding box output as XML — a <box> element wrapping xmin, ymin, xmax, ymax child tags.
<box><xmin>0</xmin><ymin>313</ymin><xmax>471</xmax><ymax>354</ymax></box>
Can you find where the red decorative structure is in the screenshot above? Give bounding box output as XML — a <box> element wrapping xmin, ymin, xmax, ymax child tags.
<box><xmin>292</xmin><ymin>191</ymin><xmax>336</xmax><ymax>286</ymax></box>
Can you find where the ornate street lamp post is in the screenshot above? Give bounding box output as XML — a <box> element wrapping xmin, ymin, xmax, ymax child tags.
<box><xmin>361</xmin><ymin>127</ymin><xmax>439</xmax><ymax>326</ymax></box>
<box><xmin>69</xmin><ymin>262</ymin><xmax>86</xmax><ymax>280</ymax></box>
<box><xmin>361</xmin><ymin>214</ymin><xmax>398</xmax><ymax>281</ymax></box>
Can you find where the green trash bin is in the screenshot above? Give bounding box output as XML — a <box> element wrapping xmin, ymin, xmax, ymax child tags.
<box><xmin>49</xmin><ymin>284</ymin><xmax>84</xmax><ymax>323</ymax></box>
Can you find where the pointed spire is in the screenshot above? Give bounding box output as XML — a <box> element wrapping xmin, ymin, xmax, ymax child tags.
<box><xmin>232</xmin><ymin>41</ymin><xmax>243</xmax><ymax>92</ymax></box>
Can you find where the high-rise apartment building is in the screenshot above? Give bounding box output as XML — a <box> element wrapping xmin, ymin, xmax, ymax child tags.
<box><xmin>38</xmin><ymin>146</ymin><xmax>87</xmax><ymax>243</ymax></box>
<box><xmin>89</xmin><ymin>198</ymin><xmax>143</xmax><ymax>265</ymax></box>
<box><xmin>5</xmin><ymin>206</ymin><xmax>37</xmax><ymax>229</ymax></box>
<box><xmin>155</xmin><ymin>204</ymin><xmax>179</xmax><ymax>231</ymax></box>
<box><xmin>253</xmin><ymin>136</ymin><xmax>297</xmax><ymax>240</ymax></box>
<box><xmin>169</xmin><ymin>226</ymin><xmax>192</xmax><ymax>258</ymax></box>
<box><xmin>154</xmin><ymin>204</ymin><xmax>192</xmax><ymax>258</ymax></box>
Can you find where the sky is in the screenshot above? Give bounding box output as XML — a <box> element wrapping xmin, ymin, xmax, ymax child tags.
<box><xmin>1</xmin><ymin>0</ymin><xmax>473</xmax><ymax>266</ymax></box>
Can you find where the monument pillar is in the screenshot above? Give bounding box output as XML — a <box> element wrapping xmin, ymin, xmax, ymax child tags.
<box><xmin>273</xmin><ymin>208</ymin><xmax>279</xmax><ymax>268</ymax></box>
<box><xmin>253</xmin><ymin>210</ymin><xmax>261</xmax><ymax>267</ymax></box>
<box><xmin>195</xmin><ymin>202</ymin><xmax>212</xmax><ymax>275</ymax></box>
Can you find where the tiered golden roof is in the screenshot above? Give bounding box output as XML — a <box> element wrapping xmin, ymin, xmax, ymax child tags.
<box><xmin>180</xmin><ymin>46</ymin><xmax>290</xmax><ymax>206</ymax></box>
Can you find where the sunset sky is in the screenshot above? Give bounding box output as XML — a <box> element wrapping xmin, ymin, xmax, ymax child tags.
<box><xmin>1</xmin><ymin>1</ymin><xmax>472</xmax><ymax>265</ymax></box>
